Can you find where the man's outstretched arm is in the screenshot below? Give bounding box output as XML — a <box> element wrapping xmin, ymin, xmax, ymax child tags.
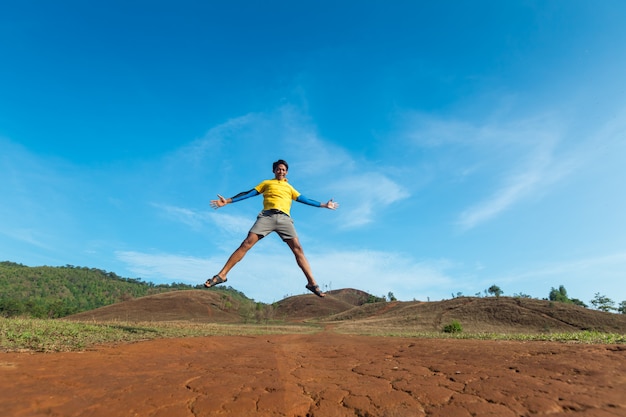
<box><xmin>296</xmin><ymin>195</ymin><xmax>339</xmax><ymax>210</ymax></box>
<box><xmin>210</xmin><ymin>189</ymin><xmax>260</xmax><ymax>209</ymax></box>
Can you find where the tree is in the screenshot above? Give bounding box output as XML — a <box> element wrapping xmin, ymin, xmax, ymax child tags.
<box><xmin>487</xmin><ymin>285</ymin><xmax>503</xmax><ymax>298</ymax></box>
<box><xmin>570</xmin><ymin>298</ymin><xmax>588</xmax><ymax>308</ymax></box>
<box><xmin>387</xmin><ymin>292</ymin><xmax>397</xmax><ymax>301</ymax></box>
<box><xmin>549</xmin><ymin>285</ymin><xmax>569</xmax><ymax>303</ymax></box>
<box><xmin>590</xmin><ymin>293</ymin><xmax>616</xmax><ymax>312</ymax></box>
<box><xmin>365</xmin><ymin>294</ymin><xmax>385</xmax><ymax>303</ymax></box>
<box><xmin>618</xmin><ymin>301</ymin><xmax>626</xmax><ymax>314</ymax></box>
<box><xmin>547</xmin><ymin>285</ymin><xmax>587</xmax><ymax>306</ymax></box>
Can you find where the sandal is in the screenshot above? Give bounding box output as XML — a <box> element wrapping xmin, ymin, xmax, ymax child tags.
<box><xmin>305</xmin><ymin>284</ymin><xmax>325</xmax><ymax>298</ymax></box>
<box><xmin>204</xmin><ymin>275</ymin><xmax>227</xmax><ymax>288</ymax></box>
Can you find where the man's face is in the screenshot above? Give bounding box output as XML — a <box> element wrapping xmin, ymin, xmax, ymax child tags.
<box><xmin>274</xmin><ymin>164</ymin><xmax>288</xmax><ymax>180</ymax></box>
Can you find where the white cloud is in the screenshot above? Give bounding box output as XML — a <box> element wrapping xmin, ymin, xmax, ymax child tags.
<box><xmin>208</xmin><ymin>211</ymin><xmax>255</xmax><ymax>236</ymax></box>
<box><xmin>499</xmin><ymin>251</ymin><xmax>626</xmax><ymax>302</ymax></box>
<box><xmin>115</xmin><ymin>245</ymin><xmax>457</xmax><ymax>302</ymax></box>
<box><xmin>457</xmin><ymin>156</ymin><xmax>549</xmax><ymax>230</ymax></box>
<box><xmin>456</xmin><ymin>108</ymin><xmax>626</xmax><ymax>231</ymax></box>
<box><xmin>330</xmin><ymin>173</ymin><xmax>410</xmax><ymax>228</ymax></box>
<box><xmin>152</xmin><ymin>203</ymin><xmax>208</xmax><ymax>230</ymax></box>
<box><xmin>0</xmin><ymin>228</ymin><xmax>52</xmax><ymax>250</ymax></box>
<box><xmin>310</xmin><ymin>250</ymin><xmax>456</xmax><ymax>298</ymax></box>
<box><xmin>173</xmin><ymin>113</ymin><xmax>260</xmax><ymax>168</ymax></box>
<box><xmin>162</xmin><ymin>105</ymin><xmax>411</xmax><ymax>230</ymax></box>
<box><xmin>115</xmin><ymin>250</ymin><xmax>215</xmax><ymax>282</ymax></box>
<box><xmin>399</xmin><ymin>111</ymin><xmax>588</xmax><ymax>230</ymax></box>
<box><xmin>152</xmin><ymin>202</ymin><xmax>255</xmax><ymax>238</ymax></box>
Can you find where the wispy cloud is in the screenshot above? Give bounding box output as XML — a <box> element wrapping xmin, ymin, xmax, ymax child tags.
<box><xmin>498</xmin><ymin>251</ymin><xmax>626</xmax><ymax>301</ymax></box>
<box><xmin>115</xmin><ymin>250</ymin><xmax>214</xmax><ymax>282</ymax></box>
<box><xmin>172</xmin><ymin>113</ymin><xmax>260</xmax><ymax>169</ymax></box>
<box><xmin>399</xmin><ymin>111</ymin><xmax>588</xmax><ymax>230</ymax></box>
<box><xmin>159</xmin><ymin>105</ymin><xmax>411</xmax><ymax>230</ymax></box>
<box><xmin>0</xmin><ymin>138</ymin><xmax>85</xmax><ymax>250</ymax></box>
<box><xmin>457</xmin><ymin>138</ymin><xmax>563</xmax><ymax>230</ymax></box>
<box><xmin>311</xmin><ymin>250</ymin><xmax>456</xmax><ymax>298</ymax></box>
<box><xmin>456</xmin><ymin>108</ymin><xmax>626</xmax><ymax>231</ymax></box>
<box><xmin>510</xmin><ymin>251</ymin><xmax>626</xmax><ymax>280</ymax></box>
<box><xmin>151</xmin><ymin>203</ymin><xmax>209</xmax><ymax>230</ymax></box>
<box><xmin>115</xmin><ymin>245</ymin><xmax>457</xmax><ymax>302</ymax></box>
<box><xmin>152</xmin><ymin>203</ymin><xmax>258</xmax><ymax>237</ymax></box>
<box><xmin>330</xmin><ymin>173</ymin><xmax>410</xmax><ymax>228</ymax></box>
<box><xmin>0</xmin><ymin>228</ymin><xmax>52</xmax><ymax>250</ymax></box>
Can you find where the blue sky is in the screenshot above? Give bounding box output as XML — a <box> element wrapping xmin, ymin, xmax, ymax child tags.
<box><xmin>2</xmin><ymin>1</ymin><xmax>625</xmax><ymax>305</ymax></box>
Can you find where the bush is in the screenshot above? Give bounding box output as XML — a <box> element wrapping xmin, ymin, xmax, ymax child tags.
<box><xmin>442</xmin><ymin>320</ymin><xmax>462</xmax><ymax>333</ymax></box>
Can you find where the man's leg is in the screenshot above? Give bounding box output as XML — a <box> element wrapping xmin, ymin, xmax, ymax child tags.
<box><xmin>216</xmin><ymin>232</ymin><xmax>260</xmax><ymax>279</ymax></box>
<box><xmin>285</xmin><ymin>237</ymin><xmax>325</xmax><ymax>296</ymax></box>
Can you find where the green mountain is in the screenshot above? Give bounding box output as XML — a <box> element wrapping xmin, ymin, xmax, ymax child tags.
<box><xmin>0</xmin><ymin>261</ymin><xmax>202</xmax><ymax>318</ymax></box>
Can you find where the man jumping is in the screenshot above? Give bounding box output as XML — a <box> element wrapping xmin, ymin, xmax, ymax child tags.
<box><xmin>205</xmin><ymin>159</ymin><xmax>338</xmax><ymax>297</ymax></box>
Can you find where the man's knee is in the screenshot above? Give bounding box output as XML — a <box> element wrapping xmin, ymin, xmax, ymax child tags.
<box><xmin>240</xmin><ymin>241</ymin><xmax>254</xmax><ymax>251</ymax></box>
<box><xmin>240</xmin><ymin>234</ymin><xmax>260</xmax><ymax>251</ymax></box>
<box><xmin>286</xmin><ymin>238</ymin><xmax>304</xmax><ymax>254</ymax></box>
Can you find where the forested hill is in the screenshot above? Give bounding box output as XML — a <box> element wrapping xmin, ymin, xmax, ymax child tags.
<box><xmin>0</xmin><ymin>261</ymin><xmax>201</xmax><ymax>318</ymax></box>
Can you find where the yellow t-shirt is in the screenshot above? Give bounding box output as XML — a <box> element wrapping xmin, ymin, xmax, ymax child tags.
<box><xmin>254</xmin><ymin>179</ymin><xmax>301</xmax><ymax>216</ymax></box>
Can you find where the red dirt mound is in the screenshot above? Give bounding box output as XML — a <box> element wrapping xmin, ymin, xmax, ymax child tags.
<box><xmin>65</xmin><ymin>288</ymin><xmax>372</xmax><ymax>324</ymax></box>
<box><xmin>65</xmin><ymin>290</ymin><xmax>626</xmax><ymax>336</ymax></box>
<box><xmin>274</xmin><ymin>288</ymin><xmax>370</xmax><ymax>320</ymax></box>
<box><xmin>66</xmin><ymin>290</ymin><xmax>242</xmax><ymax>323</ymax></box>
<box><xmin>324</xmin><ymin>296</ymin><xmax>626</xmax><ymax>334</ymax></box>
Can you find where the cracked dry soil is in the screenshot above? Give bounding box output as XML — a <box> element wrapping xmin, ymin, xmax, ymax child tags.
<box><xmin>1</xmin><ymin>333</ymin><xmax>625</xmax><ymax>417</ymax></box>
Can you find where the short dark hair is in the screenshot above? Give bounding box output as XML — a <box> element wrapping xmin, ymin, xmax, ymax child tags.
<box><xmin>272</xmin><ymin>159</ymin><xmax>289</xmax><ymax>171</ymax></box>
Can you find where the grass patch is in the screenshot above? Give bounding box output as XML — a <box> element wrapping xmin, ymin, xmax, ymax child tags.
<box><xmin>2</xmin><ymin>317</ymin><xmax>624</xmax><ymax>353</ymax></box>
<box><xmin>332</xmin><ymin>325</ymin><xmax>626</xmax><ymax>344</ymax></box>
<box><xmin>0</xmin><ymin>317</ymin><xmax>319</xmax><ymax>352</ymax></box>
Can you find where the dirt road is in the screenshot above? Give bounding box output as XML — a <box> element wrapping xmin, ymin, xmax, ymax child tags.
<box><xmin>1</xmin><ymin>333</ymin><xmax>624</xmax><ymax>416</ymax></box>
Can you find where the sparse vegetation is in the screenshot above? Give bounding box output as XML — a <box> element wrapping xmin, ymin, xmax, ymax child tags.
<box><xmin>335</xmin><ymin>327</ymin><xmax>626</xmax><ymax>344</ymax></box>
<box><xmin>590</xmin><ymin>293</ymin><xmax>616</xmax><ymax>312</ymax></box>
<box><xmin>442</xmin><ymin>320</ymin><xmax>462</xmax><ymax>333</ymax></box>
<box><xmin>1</xmin><ymin>262</ymin><xmax>625</xmax><ymax>354</ymax></box>
<box><xmin>0</xmin><ymin>317</ymin><xmax>317</xmax><ymax>352</ymax></box>
<box><xmin>2</xmin><ymin>315</ymin><xmax>624</xmax><ymax>353</ymax></box>
<box><xmin>365</xmin><ymin>294</ymin><xmax>386</xmax><ymax>303</ymax></box>
<box><xmin>513</xmin><ymin>292</ymin><xmax>532</xmax><ymax>298</ymax></box>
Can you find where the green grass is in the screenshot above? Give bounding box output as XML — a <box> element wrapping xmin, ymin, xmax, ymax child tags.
<box><xmin>334</xmin><ymin>327</ymin><xmax>626</xmax><ymax>344</ymax></box>
<box><xmin>2</xmin><ymin>317</ymin><xmax>624</xmax><ymax>353</ymax></box>
<box><xmin>0</xmin><ymin>317</ymin><xmax>319</xmax><ymax>352</ymax></box>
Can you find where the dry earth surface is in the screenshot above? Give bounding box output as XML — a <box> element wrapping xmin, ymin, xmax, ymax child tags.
<box><xmin>3</xmin><ymin>290</ymin><xmax>626</xmax><ymax>416</ymax></box>
<box><xmin>1</xmin><ymin>332</ymin><xmax>625</xmax><ymax>417</ymax></box>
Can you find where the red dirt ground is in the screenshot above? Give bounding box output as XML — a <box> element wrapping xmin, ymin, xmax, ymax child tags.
<box><xmin>2</xmin><ymin>331</ymin><xmax>625</xmax><ymax>417</ymax></box>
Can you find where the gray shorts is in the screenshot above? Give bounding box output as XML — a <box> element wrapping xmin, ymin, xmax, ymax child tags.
<box><xmin>249</xmin><ymin>210</ymin><xmax>298</xmax><ymax>241</ymax></box>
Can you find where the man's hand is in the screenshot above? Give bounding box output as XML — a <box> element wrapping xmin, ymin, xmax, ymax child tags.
<box><xmin>210</xmin><ymin>194</ymin><xmax>229</xmax><ymax>209</ymax></box>
<box><xmin>324</xmin><ymin>199</ymin><xmax>339</xmax><ymax>210</ymax></box>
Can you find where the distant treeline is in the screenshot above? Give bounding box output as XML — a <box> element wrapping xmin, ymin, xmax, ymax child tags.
<box><xmin>0</xmin><ymin>261</ymin><xmax>202</xmax><ymax>318</ymax></box>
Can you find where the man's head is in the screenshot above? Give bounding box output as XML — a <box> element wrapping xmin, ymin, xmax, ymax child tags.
<box><xmin>272</xmin><ymin>159</ymin><xmax>289</xmax><ymax>172</ymax></box>
<box><xmin>272</xmin><ymin>159</ymin><xmax>288</xmax><ymax>181</ymax></box>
